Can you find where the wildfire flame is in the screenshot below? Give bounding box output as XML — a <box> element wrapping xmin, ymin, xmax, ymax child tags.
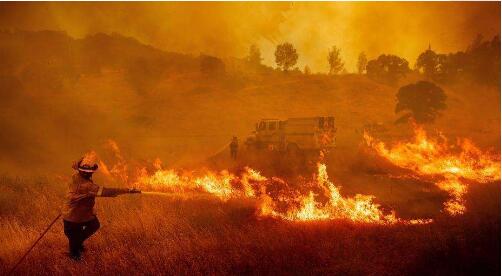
<box><xmin>94</xmin><ymin>140</ymin><xmax>430</xmax><ymax>224</ymax></box>
<box><xmin>364</xmin><ymin>123</ymin><xmax>500</xmax><ymax>215</ymax></box>
<box><xmin>258</xmin><ymin>164</ymin><xmax>430</xmax><ymax>224</ymax></box>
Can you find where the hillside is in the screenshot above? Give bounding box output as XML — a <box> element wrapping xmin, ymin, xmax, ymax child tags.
<box><xmin>0</xmin><ymin>28</ymin><xmax>500</xmax><ymax>276</ymax></box>
<box><xmin>0</xmin><ymin>30</ymin><xmax>499</xmax><ymax>176</ymax></box>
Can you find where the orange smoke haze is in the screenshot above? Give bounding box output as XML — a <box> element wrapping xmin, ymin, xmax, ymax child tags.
<box><xmin>0</xmin><ymin>2</ymin><xmax>499</xmax><ymax>72</ymax></box>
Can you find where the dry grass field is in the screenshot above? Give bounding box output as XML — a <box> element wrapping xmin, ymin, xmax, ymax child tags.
<box><xmin>0</xmin><ymin>29</ymin><xmax>500</xmax><ymax>275</ymax></box>
<box><xmin>1</xmin><ymin>68</ymin><xmax>500</xmax><ymax>275</ymax></box>
<box><xmin>0</xmin><ymin>166</ymin><xmax>499</xmax><ymax>275</ymax></box>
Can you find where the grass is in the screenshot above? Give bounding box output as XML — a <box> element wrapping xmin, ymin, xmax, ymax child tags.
<box><xmin>0</xmin><ymin>174</ymin><xmax>499</xmax><ymax>275</ymax></box>
<box><xmin>0</xmin><ymin>28</ymin><xmax>499</xmax><ymax>275</ymax></box>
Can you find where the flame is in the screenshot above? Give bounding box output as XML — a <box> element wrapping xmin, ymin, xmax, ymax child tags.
<box><xmin>260</xmin><ymin>163</ymin><xmax>430</xmax><ymax>224</ymax></box>
<box><xmin>99</xmin><ymin>139</ymin><xmax>130</xmax><ymax>184</ymax></box>
<box><xmin>193</xmin><ymin>171</ymin><xmax>235</xmax><ymax>199</ymax></box>
<box><xmin>364</xmin><ymin>123</ymin><xmax>500</xmax><ymax>215</ymax></box>
<box><xmin>94</xmin><ymin>140</ymin><xmax>431</xmax><ymax>224</ymax></box>
<box><xmin>241</xmin><ymin>167</ymin><xmax>267</xmax><ymax>197</ymax></box>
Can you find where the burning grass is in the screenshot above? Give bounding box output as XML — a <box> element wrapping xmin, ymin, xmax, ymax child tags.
<box><xmin>0</xmin><ymin>175</ymin><xmax>499</xmax><ymax>275</ymax></box>
<box><xmin>98</xmin><ymin>127</ymin><xmax>499</xmax><ymax>224</ymax></box>
<box><xmin>95</xmin><ymin>142</ymin><xmax>429</xmax><ymax>225</ymax></box>
<box><xmin>364</xmin><ymin>123</ymin><xmax>500</xmax><ymax>216</ymax></box>
<box><xmin>1</xmin><ymin>125</ymin><xmax>499</xmax><ymax>274</ymax></box>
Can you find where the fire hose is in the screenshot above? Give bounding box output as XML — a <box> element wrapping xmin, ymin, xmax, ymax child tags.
<box><xmin>6</xmin><ymin>143</ymin><xmax>237</xmax><ymax>275</ymax></box>
<box><xmin>6</xmin><ymin>173</ymin><xmax>225</xmax><ymax>274</ymax></box>
<box><xmin>8</xmin><ymin>213</ymin><xmax>62</xmax><ymax>275</ymax></box>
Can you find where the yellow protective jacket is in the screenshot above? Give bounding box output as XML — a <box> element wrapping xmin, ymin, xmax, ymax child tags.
<box><xmin>62</xmin><ymin>173</ymin><xmax>129</xmax><ymax>223</ymax></box>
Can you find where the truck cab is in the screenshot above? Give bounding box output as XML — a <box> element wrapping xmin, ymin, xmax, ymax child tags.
<box><xmin>255</xmin><ymin>119</ymin><xmax>283</xmax><ymax>149</ymax></box>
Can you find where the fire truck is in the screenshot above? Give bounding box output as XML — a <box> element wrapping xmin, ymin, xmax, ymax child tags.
<box><xmin>245</xmin><ymin>116</ymin><xmax>336</xmax><ymax>154</ymax></box>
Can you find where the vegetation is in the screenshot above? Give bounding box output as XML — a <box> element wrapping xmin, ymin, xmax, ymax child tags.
<box><xmin>0</xmin><ymin>29</ymin><xmax>499</xmax><ymax>171</ymax></box>
<box><xmin>415</xmin><ymin>46</ymin><xmax>438</xmax><ymax>80</ymax></box>
<box><xmin>395</xmin><ymin>81</ymin><xmax>447</xmax><ymax>124</ymax></box>
<box><xmin>0</xmin><ymin>31</ymin><xmax>198</xmax><ymax>95</ymax></box>
<box><xmin>327</xmin><ymin>46</ymin><xmax>344</xmax><ymax>75</ymax></box>
<box><xmin>247</xmin><ymin>44</ymin><xmax>262</xmax><ymax>66</ymax></box>
<box><xmin>0</xmin><ymin>172</ymin><xmax>499</xmax><ymax>275</ymax></box>
<box><xmin>304</xmin><ymin>65</ymin><xmax>311</xmax><ymax>75</ymax></box>
<box><xmin>275</xmin><ymin>42</ymin><xmax>298</xmax><ymax>72</ymax></box>
<box><xmin>0</xmin><ymin>29</ymin><xmax>499</xmax><ymax>275</ymax></box>
<box><xmin>357</xmin><ymin>52</ymin><xmax>367</xmax><ymax>74</ymax></box>
<box><xmin>0</xmin><ymin>30</ymin><xmax>498</xmax><ymax>91</ymax></box>
<box><xmin>415</xmin><ymin>36</ymin><xmax>501</xmax><ymax>86</ymax></box>
<box><xmin>366</xmin><ymin>54</ymin><xmax>410</xmax><ymax>85</ymax></box>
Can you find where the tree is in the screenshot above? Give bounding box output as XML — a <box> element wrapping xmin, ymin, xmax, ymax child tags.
<box><xmin>418</xmin><ymin>35</ymin><xmax>501</xmax><ymax>86</ymax></box>
<box><xmin>415</xmin><ymin>47</ymin><xmax>439</xmax><ymax>80</ymax></box>
<box><xmin>357</xmin><ymin>52</ymin><xmax>367</xmax><ymax>74</ymax></box>
<box><xmin>433</xmin><ymin>52</ymin><xmax>466</xmax><ymax>83</ymax></box>
<box><xmin>327</xmin><ymin>46</ymin><xmax>344</xmax><ymax>74</ymax></box>
<box><xmin>275</xmin><ymin>42</ymin><xmax>298</xmax><ymax>72</ymax></box>
<box><xmin>304</xmin><ymin>65</ymin><xmax>311</xmax><ymax>75</ymax></box>
<box><xmin>464</xmin><ymin>34</ymin><xmax>500</xmax><ymax>86</ymax></box>
<box><xmin>395</xmin><ymin>81</ymin><xmax>446</xmax><ymax>124</ymax></box>
<box><xmin>247</xmin><ymin>44</ymin><xmax>262</xmax><ymax>65</ymax></box>
<box><xmin>366</xmin><ymin>54</ymin><xmax>410</xmax><ymax>84</ymax></box>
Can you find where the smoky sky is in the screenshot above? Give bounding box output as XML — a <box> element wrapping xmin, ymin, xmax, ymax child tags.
<box><xmin>0</xmin><ymin>2</ymin><xmax>499</xmax><ymax>72</ymax></box>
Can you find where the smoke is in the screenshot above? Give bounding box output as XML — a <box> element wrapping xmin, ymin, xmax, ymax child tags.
<box><xmin>0</xmin><ymin>2</ymin><xmax>499</xmax><ymax>72</ymax></box>
<box><xmin>0</xmin><ymin>2</ymin><xmax>499</xmax><ymax>177</ymax></box>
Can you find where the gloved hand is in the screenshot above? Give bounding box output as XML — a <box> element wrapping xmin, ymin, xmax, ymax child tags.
<box><xmin>128</xmin><ymin>187</ymin><xmax>142</xmax><ymax>194</ymax></box>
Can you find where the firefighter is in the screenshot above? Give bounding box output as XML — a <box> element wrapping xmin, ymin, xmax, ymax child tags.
<box><xmin>62</xmin><ymin>155</ymin><xmax>141</xmax><ymax>260</ymax></box>
<box><xmin>230</xmin><ymin>136</ymin><xmax>238</xmax><ymax>160</ymax></box>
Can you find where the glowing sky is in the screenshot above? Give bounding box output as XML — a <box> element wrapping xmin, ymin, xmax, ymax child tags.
<box><xmin>0</xmin><ymin>2</ymin><xmax>499</xmax><ymax>72</ymax></box>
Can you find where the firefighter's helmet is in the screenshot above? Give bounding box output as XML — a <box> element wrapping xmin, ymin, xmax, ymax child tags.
<box><xmin>73</xmin><ymin>152</ymin><xmax>99</xmax><ymax>172</ymax></box>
